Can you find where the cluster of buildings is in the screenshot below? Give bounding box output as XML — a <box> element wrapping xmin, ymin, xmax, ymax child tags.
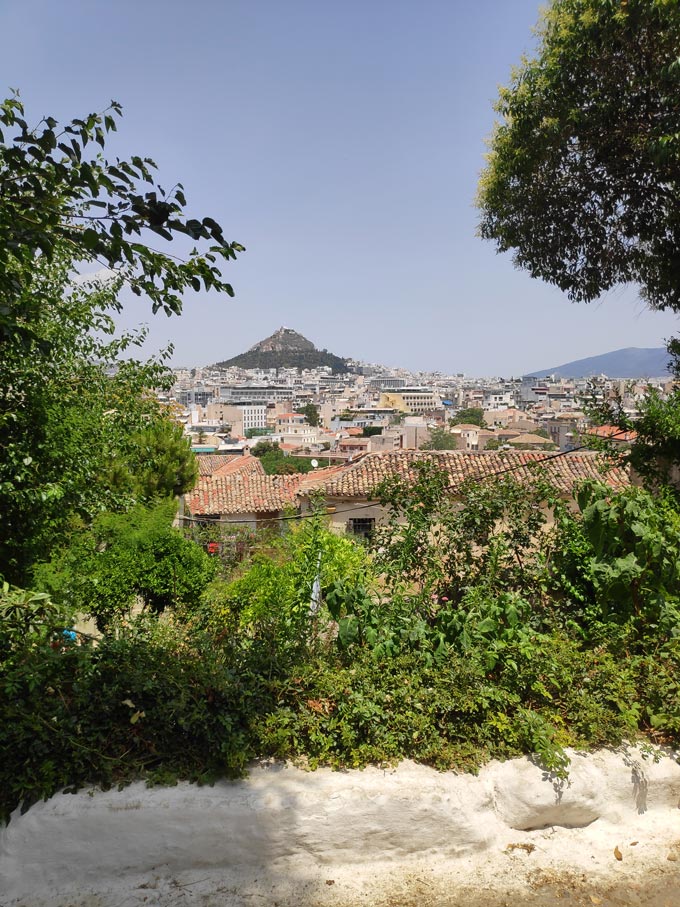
<box><xmin>166</xmin><ymin>357</ymin><xmax>672</xmax><ymax>539</ymax></box>
<box><xmin>168</xmin><ymin>360</ymin><xmax>673</xmax><ymax>459</ymax></box>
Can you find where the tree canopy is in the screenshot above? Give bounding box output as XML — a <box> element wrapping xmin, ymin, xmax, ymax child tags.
<box><xmin>0</xmin><ymin>95</ymin><xmax>238</xmax><ymax>584</ymax></box>
<box><xmin>251</xmin><ymin>441</ymin><xmax>316</xmax><ymax>475</ymax></box>
<box><xmin>478</xmin><ymin>0</ymin><xmax>680</xmax><ymax>310</ymax></box>
<box><xmin>0</xmin><ymin>257</ymin><xmax>198</xmax><ymax>583</ymax></box>
<box><xmin>452</xmin><ymin>407</ymin><xmax>486</xmax><ymax>428</ymax></box>
<box><xmin>421</xmin><ymin>427</ymin><xmax>459</xmax><ymax>451</ymax></box>
<box><xmin>297</xmin><ymin>402</ymin><xmax>321</xmax><ymax>427</ymax></box>
<box><xmin>1</xmin><ymin>93</ymin><xmax>243</xmax><ymax>343</ymax></box>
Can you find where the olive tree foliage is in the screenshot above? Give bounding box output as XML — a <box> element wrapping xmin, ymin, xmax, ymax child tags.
<box><xmin>477</xmin><ymin>0</ymin><xmax>680</xmax><ymax>311</ymax></box>
<box><xmin>420</xmin><ymin>427</ymin><xmax>458</xmax><ymax>450</ymax></box>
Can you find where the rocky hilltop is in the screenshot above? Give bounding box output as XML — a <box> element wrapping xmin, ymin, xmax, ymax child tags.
<box><xmin>213</xmin><ymin>327</ymin><xmax>349</xmax><ymax>373</ymax></box>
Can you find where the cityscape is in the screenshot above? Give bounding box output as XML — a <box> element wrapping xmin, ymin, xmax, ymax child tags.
<box><xmin>171</xmin><ymin>327</ymin><xmax>668</xmax><ymax>460</ymax></box>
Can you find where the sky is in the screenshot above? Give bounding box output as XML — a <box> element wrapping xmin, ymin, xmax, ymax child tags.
<box><xmin>2</xmin><ymin>0</ymin><xmax>678</xmax><ymax>376</ymax></box>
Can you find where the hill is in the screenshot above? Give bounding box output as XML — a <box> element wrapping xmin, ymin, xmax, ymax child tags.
<box><xmin>527</xmin><ymin>347</ymin><xmax>669</xmax><ymax>379</ymax></box>
<box><xmin>213</xmin><ymin>327</ymin><xmax>349</xmax><ymax>373</ymax></box>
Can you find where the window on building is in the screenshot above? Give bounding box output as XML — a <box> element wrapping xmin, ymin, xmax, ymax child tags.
<box><xmin>347</xmin><ymin>517</ymin><xmax>375</xmax><ymax>539</ymax></box>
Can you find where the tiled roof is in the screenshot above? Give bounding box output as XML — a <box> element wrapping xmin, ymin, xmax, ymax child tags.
<box><xmin>186</xmin><ymin>464</ymin><xmax>348</xmax><ymax>516</ymax></box>
<box><xmin>212</xmin><ymin>454</ymin><xmax>265</xmax><ymax>478</ymax></box>
<box><xmin>587</xmin><ymin>425</ymin><xmax>638</xmax><ymax>442</ymax></box>
<box><xmin>187</xmin><ymin>451</ymin><xmax>631</xmax><ymax>515</ymax></box>
<box><xmin>507</xmin><ymin>433</ymin><xmax>554</xmax><ymax>445</ymax></box>
<box><xmin>195</xmin><ymin>454</ymin><xmax>240</xmax><ymax>477</ymax></box>
<box><xmin>195</xmin><ymin>453</ymin><xmax>265</xmax><ymax>478</ymax></box>
<box><xmin>187</xmin><ymin>473</ymin><xmax>304</xmax><ymax>515</ymax></box>
<box><xmin>320</xmin><ymin>450</ymin><xmax>630</xmax><ymax>498</ymax></box>
<box><xmin>296</xmin><ymin>465</ymin><xmax>346</xmax><ymax>493</ymax></box>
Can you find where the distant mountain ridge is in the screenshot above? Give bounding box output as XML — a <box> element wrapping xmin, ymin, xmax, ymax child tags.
<box><xmin>213</xmin><ymin>327</ymin><xmax>350</xmax><ymax>373</ymax></box>
<box><xmin>527</xmin><ymin>347</ymin><xmax>670</xmax><ymax>379</ymax></box>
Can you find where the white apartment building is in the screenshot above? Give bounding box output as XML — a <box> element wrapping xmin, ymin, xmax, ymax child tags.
<box><xmin>482</xmin><ymin>390</ymin><xmax>516</xmax><ymax>411</ymax></box>
<box><xmin>218</xmin><ymin>385</ymin><xmax>294</xmax><ymax>404</ymax></box>
<box><xmin>274</xmin><ymin>412</ymin><xmax>320</xmax><ymax>447</ymax></box>
<box><xmin>205</xmin><ymin>402</ymin><xmax>268</xmax><ymax>433</ymax></box>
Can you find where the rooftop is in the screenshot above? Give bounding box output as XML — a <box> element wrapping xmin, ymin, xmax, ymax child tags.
<box><xmin>186</xmin><ymin>450</ymin><xmax>630</xmax><ymax>516</ymax></box>
<box><xmin>321</xmin><ymin>450</ymin><xmax>630</xmax><ymax>498</ymax></box>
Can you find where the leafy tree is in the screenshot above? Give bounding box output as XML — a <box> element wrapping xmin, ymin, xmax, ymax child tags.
<box><xmin>298</xmin><ymin>402</ymin><xmax>320</xmax><ymax>427</ymax></box>
<box><xmin>252</xmin><ymin>441</ymin><xmax>315</xmax><ymax>475</ymax></box>
<box><xmin>0</xmin><ymin>95</ymin><xmax>240</xmax><ymax>585</ymax></box>
<box><xmin>251</xmin><ymin>440</ymin><xmax>281</xmax><ymax>460</ymax></box>
<box><xmin>420</xmin><ymin>427</ymin><xmax>459</xmax><ymax>451</ymax></box>
<box><xmin>0</xmin><ymin>92</ymin><xmax>243</xmax><ymax>344</ymax></box>
<box><xmin>0</xmin><ymin>257</ymin><xmax>189</xmax><ymax>583</ymax></box>
<box><xmin>551</xmin><ymin>481</ymin><xmax>680</xmax><ymax>646</ymax></box>
<box><xmin>34</xmin><ymin>501</ymin><xmax>215</xmax><ymax>630</ymax></box>
<box><xmin>478</xmin><ymin>0</ymin><xmax>680</xmax><ymax>311</ymax></box>
<box><xmin>126</xmin><ymin>421</ymin><xmax>198</xmax><ymax>500</ymax></box>
<box><xmin>451</xmin><ymin>407</ymin><xmax>485</xmax><ymax>427</ymax></box>
<box><xmin>373</xmin><ymin>460</ymin><xmax>555</xmax><ymax>605</ymax></box>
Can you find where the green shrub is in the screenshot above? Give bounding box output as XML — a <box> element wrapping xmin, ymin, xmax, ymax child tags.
<box><xmin>550</xmin><ymin>482</ymin><xmax>680</xmax><ymax>647</ymax></box>
<box><xmin>0</xmin><ymin>615</ymin><xmax>268</xmax><ymax>823</ymax></box>
<box><xmin>33</xmin><ymin>501</ymin><xmax>215</xmax><ymax>629</ymax></box>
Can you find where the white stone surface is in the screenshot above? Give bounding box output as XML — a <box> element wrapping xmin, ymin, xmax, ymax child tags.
<box><xmin>1</xmin><ymin>748</ymin><xmax>680</xmax><ymax>906</ymax></box>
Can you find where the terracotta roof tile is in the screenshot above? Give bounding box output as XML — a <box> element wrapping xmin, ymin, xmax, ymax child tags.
<box><xmin>188</xmin><ymin>451</ymin><xmax>631</xmax><ymax>515</ymax></box>
<box><xmin>320</xmin><ymin>450</ymin><xmax>630</xmax><ymax>498</ymax></box>
<box><xmin>212</xmin><ymin>454</ymin><xmax>265</xmax><ymax>478</ymax></box>
<box><xmin>507</xmin><ymin>433</ymin><xmax>555</xmax><ymax>445</ymax></box>
<box><xmin>296</xmin><ymin>465</ymin><xmax>346</xmax><ymax>492</ymax></box>
<box><xmin>195</xmin><ymin>454</ymin><xmax>241</xmax><ymax>477</ymax></box>
<box><xmin>587</xmin><ymin>425</ymin><xmax>638</xmax><ymax>442</ymax></box>
<box><xmin>186</xmin><ymin>473</ymin><xmax>304</xmax><ymax>515</ymax></box>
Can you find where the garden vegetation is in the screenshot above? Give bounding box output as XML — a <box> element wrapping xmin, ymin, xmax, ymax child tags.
<box><xmin>3</xmin><ymin>464</ymin><xmax>680</xmax><ymax>823</ymax></box>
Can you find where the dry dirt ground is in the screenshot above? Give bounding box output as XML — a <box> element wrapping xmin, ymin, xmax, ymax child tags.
<box><xmin>28</xmin><ymin>861</ymin><xmax>680</xmax><ymax>907</ymax></box>
<box><xmin>370</xmin><ymin>866</ymin><xmax>680</xmax><ymax>907</ymax></box>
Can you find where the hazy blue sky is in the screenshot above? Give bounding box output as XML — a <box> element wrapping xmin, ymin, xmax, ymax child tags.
<box><xmin>2</xmin><ymin>0</ymin><xmax>677</xmax><ymax>375</ymax></box>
